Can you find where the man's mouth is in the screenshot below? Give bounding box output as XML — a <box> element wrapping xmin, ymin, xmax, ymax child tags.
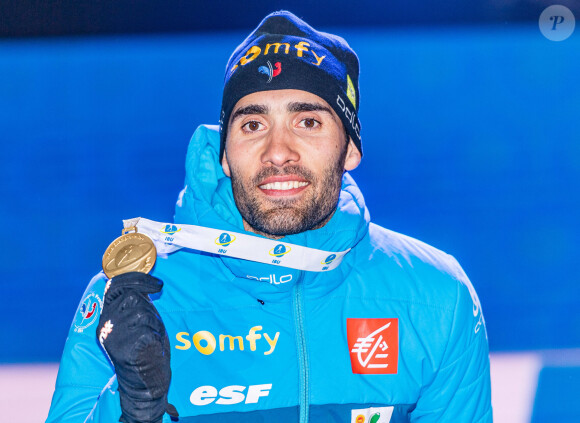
<box><xmin>258</xmin><ymin>176</ymin><xmax>310</xmax><ymax>196</ymax></box>
<box><xmin>259</xmin><ymin>181</ymin><xmax>309</xmax><ymax>190</ymax></box>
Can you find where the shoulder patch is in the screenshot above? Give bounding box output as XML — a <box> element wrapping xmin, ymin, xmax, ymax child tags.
<box><xmin>73</xmin><ymin>292</ymin><xmax>103</xmax><ymax>334</ymax></box>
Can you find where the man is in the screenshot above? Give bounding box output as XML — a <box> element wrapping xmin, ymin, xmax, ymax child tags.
<box><xmin>47</xmin><ymin>11</ymin><xmax>492</xmax><ymax>423</ymax></box>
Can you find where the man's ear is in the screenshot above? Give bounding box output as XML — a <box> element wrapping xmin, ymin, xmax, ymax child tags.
<box><xmin>344</xmin><ymin>138</ymin><xmax>362</xmax><ymax>171</ymax></box>
<box><xmin>221</xmin><ymin>151</ymin><xmax>232</xmax><ymax>177</ymax></box>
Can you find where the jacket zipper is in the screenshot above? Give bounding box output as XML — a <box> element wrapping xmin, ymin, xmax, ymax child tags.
<box><xmin>293</xmin><ymin>272</ymin><xmax>309</xmax><ymax>423</ymax></box>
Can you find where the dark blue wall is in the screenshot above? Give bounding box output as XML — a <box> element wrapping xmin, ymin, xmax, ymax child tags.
<box><xmin>1</xmin><ymin>24</ymin><xmax>578</xmax><ymax>362</ymax></box>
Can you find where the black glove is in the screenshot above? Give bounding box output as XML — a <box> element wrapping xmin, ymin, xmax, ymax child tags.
<box><xmin>97</xmin><ymin>272</ymin><xmax>178</xmax><ymax>423</ymax></box>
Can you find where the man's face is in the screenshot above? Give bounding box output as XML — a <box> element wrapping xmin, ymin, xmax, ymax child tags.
<box><xmin>222</xmin><ymin>89</ymin><xmax>361</xmax><ymax>238</ymax></box>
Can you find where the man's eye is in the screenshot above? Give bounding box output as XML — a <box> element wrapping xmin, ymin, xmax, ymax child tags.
<box><xmin>242</xmin><ymin>121</ymin><xmax>263</xmax><ymax>132</ymax></box>
<box><xmin>298</xmin><ymin>118</ymin><xmax>320</xmax><ymax>129</ymax></box>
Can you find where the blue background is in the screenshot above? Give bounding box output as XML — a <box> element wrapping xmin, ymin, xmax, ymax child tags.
<box><xmin>0</xmin><ymin>22</ymin><xmax>578</xmax><ymax>362</ymax></box>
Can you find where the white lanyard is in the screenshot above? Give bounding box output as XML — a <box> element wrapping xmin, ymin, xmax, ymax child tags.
<box><xmin>123</xmin><ymin>217</ymin><xmax>350</xmax><ymax>272</ymax></box>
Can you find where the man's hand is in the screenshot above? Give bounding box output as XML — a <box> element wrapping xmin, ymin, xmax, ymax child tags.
<box><xmin>97</xmin><ymin>272</ymin><xmax>178</xmax><ymax>423</ymax></box>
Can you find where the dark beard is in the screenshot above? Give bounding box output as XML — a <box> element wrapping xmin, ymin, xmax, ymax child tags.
<box><xmin>230</xmin><ymin>149</ymin><xmax>348</xmax><ymax>237</ymax></box>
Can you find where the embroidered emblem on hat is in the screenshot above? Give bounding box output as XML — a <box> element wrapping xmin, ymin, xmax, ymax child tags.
<box><xmin>258</xmin><ymin>61</ymin><xmax>282</xmax><ymax>83</ymax></box>
<box><xmin>347</xmin><ymin>74</ymin><xmax>356</xmax><ymax>108</ymax></box>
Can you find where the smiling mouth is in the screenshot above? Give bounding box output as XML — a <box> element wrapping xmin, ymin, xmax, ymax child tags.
<box><xmin>259</xmin><ymin>181</ymin><xmax>309</xmax><ymax>191</ymax></box>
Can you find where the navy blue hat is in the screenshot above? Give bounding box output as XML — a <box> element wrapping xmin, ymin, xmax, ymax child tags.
<box><xmin>219</xmin><ymin>10</ymin><xmax>362</xmax><ymax>160</ymax></box>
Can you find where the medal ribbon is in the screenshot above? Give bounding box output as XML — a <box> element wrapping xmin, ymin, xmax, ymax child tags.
<box><xmin>124</xmin><ymin>217</ymin><xmax>349</xmax><ymax>272</ymax></box>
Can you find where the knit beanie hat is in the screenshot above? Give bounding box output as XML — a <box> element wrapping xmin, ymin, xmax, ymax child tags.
<box><xmin>219</xmin><ymin>10</ymin><xmax>362</xmax><ymax>160</ymax></box>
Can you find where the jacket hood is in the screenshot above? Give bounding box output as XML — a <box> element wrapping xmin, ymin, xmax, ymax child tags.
<box><xmin>174</xmin><ymin>124</ymin><xmax>370</xmax><ymax>280</ymax></box>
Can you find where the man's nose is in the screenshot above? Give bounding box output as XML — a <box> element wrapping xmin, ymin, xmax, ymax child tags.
<box><xmin>260</xmin><ymin>125</ymin><xmax>300</xmax><ymax>166</ymax></box>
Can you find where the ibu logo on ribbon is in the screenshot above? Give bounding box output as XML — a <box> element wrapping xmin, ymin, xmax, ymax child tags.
<box><xmin>160</xmin><ymin>224</ymin><xmax>181</xmax><ymax>235</ymax></box>
<box><xmin>160</xmin><ymin>224</ymin><xmax>181</xmax><ymax>245</ymax></box>
<box><xmin>215</xmin><ymin>232</ymin><xmax>236</xmax><ymax>247</ymax></box>
<box><xmin>269</xmin><ymin>244</ymin><xmax>291</xmax><ymax>257</ymax></box>
<box><xmin>321</xmin><ymin>254</ymin><xmax>337</xmax><ymax>265</ymax></box>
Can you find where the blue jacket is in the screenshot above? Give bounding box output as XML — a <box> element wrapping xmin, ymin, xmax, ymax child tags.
<box><xmin>47</xmin><ymin>125</ymin><xmax>492</xmax><ymax>423</ymax></box>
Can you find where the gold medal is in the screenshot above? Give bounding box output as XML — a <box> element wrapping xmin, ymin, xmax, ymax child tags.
<box><xmin>102</xmin><ymin>227</ymin><xmax>157</xmax><ymax>278</ymax></box>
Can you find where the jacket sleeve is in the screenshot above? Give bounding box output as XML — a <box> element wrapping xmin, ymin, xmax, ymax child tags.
<box><xmin>410</xmin><ymin>257</ymin><xmax>493</xmax><ymax>422</ymax></box>
<box><xmin>45</xmin><ymin>273</ymin><xmax>120</xmax><ymax>423</ymax></box>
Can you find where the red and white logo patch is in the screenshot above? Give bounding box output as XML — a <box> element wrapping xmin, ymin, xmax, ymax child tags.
<box><xmin>347</xmin><ymin>318</ymin><xmax>398</xmax><ymax>374</ymax></box>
